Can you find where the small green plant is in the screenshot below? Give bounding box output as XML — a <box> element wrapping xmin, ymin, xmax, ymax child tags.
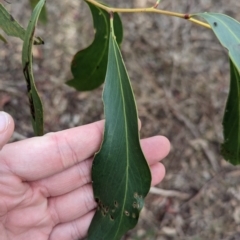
<box><xmin>1</xmin><ymin>0</ymin><xmax>240</xmax><ymax>239</ymax></box>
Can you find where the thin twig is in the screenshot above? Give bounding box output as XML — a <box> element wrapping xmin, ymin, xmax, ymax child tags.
<box><xmin>150</xmin><ymin>187</ymin><xmax>191</xmax><ymax>200</ymax></box>
<box><xmin>86</xmin><ymin>0</ymin><xmax>211</xmax><ymax>29</ymax></box>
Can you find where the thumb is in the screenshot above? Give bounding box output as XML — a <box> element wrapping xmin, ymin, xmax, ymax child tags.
<box><xmin>0</xmin><ymin>111</ymin><xmax>14</xmax><ymax>150</ymax></box>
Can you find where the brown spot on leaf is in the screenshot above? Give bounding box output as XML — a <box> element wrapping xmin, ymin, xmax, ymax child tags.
<box><xmin>124</xmin><ymin>210</ymin><xmax>130</xmax><ymax>216</ymax></box>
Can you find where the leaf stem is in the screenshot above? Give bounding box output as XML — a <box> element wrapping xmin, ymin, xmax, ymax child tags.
<box><xmin>188</xmin><ymin>17</ymin><xmax>211</xmax><ymax>29</ymax></box>
<box><xmin>86</xmin><ymin>0</ymin><xmax>211</xmax><ymax>29</ymax></box>
<box><xmin>153</xmin><ymin>0</ymin><xmax>161</xmax><ymax>8</ymax></box>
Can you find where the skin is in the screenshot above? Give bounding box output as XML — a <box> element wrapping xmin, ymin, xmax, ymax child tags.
<box><xmin>0</xmin><ymin>112</ymin><xmax>170</xmax><ymax>240</ymax></box>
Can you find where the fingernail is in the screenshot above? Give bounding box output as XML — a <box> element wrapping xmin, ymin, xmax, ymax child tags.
<box><xmin>0</xmin><ymin>112</ymin><xmax>9</xmax><ymax>133</ymax></box>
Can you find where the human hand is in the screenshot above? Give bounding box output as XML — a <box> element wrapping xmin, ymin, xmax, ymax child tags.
<box><xmin>0</xmin><ymin>112</ymin><xmax>170</xmax><ymax>240</ymax></box>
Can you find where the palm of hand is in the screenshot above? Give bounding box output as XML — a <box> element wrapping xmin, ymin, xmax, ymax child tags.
<box><xmin>0</xmin><ymin>158</ymin><xmax>95</xmax><ymax>240</ymax></box>
<box><xmin>0</xmin><ymin>120</ymin><xmax>170</xmax><ymax>240</ymax></box>
<box><xmin>1</xmin><ymin>174</ymin><xmax>54</xmax><ymax>239</ymax></box>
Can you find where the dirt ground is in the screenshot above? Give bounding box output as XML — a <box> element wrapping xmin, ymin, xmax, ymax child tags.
<box><xmin>1</xmin><ymin>0</ymin><xmax>240</xmax><ymax>239</ymax></box>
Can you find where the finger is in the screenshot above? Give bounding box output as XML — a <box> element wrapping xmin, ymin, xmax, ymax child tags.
<box><xmin>1</xmin><ymin>120</ymin><xmax>105</xmax><ymax>181</ymax></box>
<box><xmin>48</xmin><ymin>184</ymin><xmax>96</xmax><ymax>224</ymax></box>
<box><xmin>49</xmin><ymin>211</ymin><xmax>95</xmax><ymax>240</ymax></box>
<box><xmin>31</xmin><ymin>159</ymin><xmax>92</xmax><ymax>197</ymax></box>
<box><xmin>2</xmin><ymin>119</ymin><xmax>169</xmax><ymax>181</ymax></box>
<box><xmin>141</xmin><ymin>136</ymin><xmax>170</xmax><ymax>165</ymax></box>
<box><xmin>150</xmin><ymin>162</ymin><xmax>166</xmax><ymax>186</ymax></box>
<box><xmin>0</xmin><ymin>112</ymin><xmax>14</xmax><ymax>150</ymax></box>
<box><xmin>33</xmin><ymin>136</ymin><xmax>169</xmax><ymax>197</ymax></box>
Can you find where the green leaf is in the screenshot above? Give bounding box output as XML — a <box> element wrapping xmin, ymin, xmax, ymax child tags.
<box><xmin>0</xmin><ymin>3</ymin><xmax>43</xmax><ymax>44</ymax></box>
<box><xmin>194</xmin><ymin>13</ymin><xmax>240</xmax><ymax>71</ymax></box>
<box><xmin>22</xmin><ymin>0</ymin><xmax>45</xmax><ymax>136</ymax></box>
<box><xmin>221</xmin><ymin>59</ymin><xmax>240</xmax><ymax>165</ymax></box>
<box><xmin>29</xmin><ymin>0</ymin><xmax>48</xmax><ymax>24</ymax></box>
<box><xmin>88</xmin><ymin>18</ymin><xmax>151</xmax><ymax>240</ymax></box>
<box><xmin>0</xmin><ymin>3</ymin><xmax>25</xmax><ymax>40</ymax></box>
<box><xmin>66</xmin><ymin>2</ymin><xmax>123</xmax><ymax>91</ymax></box>
<box><xmin>194</xmin><ymin>13</ymin><xmax>240</xmax><ymax>165</ymax></box>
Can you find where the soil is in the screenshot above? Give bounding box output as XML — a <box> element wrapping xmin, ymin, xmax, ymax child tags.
<box><xmin>1</xmin><ymin>0</ymin><xmax>240</xmax><ymax>239</ymax></box>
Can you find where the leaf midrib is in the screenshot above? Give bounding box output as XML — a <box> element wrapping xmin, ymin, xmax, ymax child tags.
<box><xmin>111</xmin><ymin>31</ymin><xmax>130</xmax><ymax>239</ymax></box>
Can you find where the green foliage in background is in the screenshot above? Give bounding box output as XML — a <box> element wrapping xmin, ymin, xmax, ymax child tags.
<box><xmin>0</xmin><ymin>3</ymin><xmax>43</xmax><ymax>44</ymax></box>
<box><xmin>66</xmin><ymin>2</ymin><xmax>123</xmax><ymax>91</ymax></box>
<box><xmin>194</xmin><ymin>13</ymin><xmax>240</xmax><ymax>165</ymax></box>
<box><xmin>29</xmin><ymin>0</ymin><xmax>48</xmax><ymax>24</ymax></box>
<box><xmin>22</xmin><ymin>0</ymin><xmax>45</xmax><ymax>136</ymax></box>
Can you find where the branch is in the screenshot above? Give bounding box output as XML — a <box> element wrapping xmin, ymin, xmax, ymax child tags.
<box><xmin>150</xmin><ymin>187</ymin><xmax>191</xmax><ymax>200</ymax></box>
<box><xmin>86</xmin><ymin>0</ymin><xmax>211</xmax><ymax>29</ymax></box>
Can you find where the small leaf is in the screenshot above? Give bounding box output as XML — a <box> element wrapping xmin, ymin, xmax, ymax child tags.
<box><xmin>88</xmin><ymin>17</ymin><xmax>151</xmax><ymax>239</ymax></box>
<box><xmin>0</xmin><ymin>3</ymin><xmax>25</xmax><ymax>40</ymax></box>
<box><xmin>194</xmin><ymin>13</ymin><xmax>240</xmax><ymax>165</ymax></box>
<box><xmin>221</xmin><ymin>59</ymin><xmax>240</xmax><ymax>165</ymax></box>
<box><xmin>22</xmin><ymin>0</ymin><xmax>45</xmax><ymax>136</ymax></box>
<box><xmin>0</xmin><ymin>3</ymin><xmax>43</xmax><ymax>44</ymax></box>
<box><xmin>29</xmin><ymin>0</ymin><xmax>48</xmax><ymax>24</ymax></box>
<box><xmin>66</xmin><ymin>2</ymin><xmax>123</xmax><ymax>91</ymax></box>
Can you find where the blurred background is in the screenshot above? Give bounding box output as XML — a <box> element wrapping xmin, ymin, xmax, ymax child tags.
<box><xmin>1</xmin><ymin>0</ymin><xmax>240</xmax><ymax>239</ymax></box>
